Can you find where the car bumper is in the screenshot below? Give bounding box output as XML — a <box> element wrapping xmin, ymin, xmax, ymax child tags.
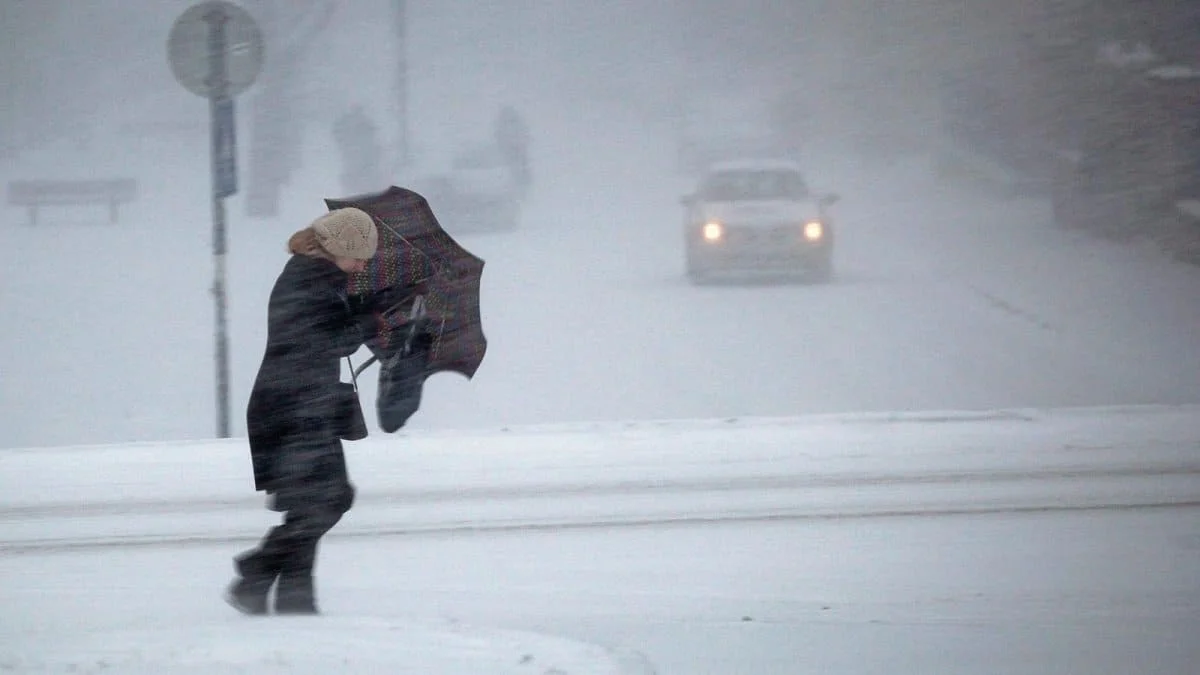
<box><xmin>688</xmin><ymin>239</ymin><xmax>832</xmax><ymax>274</ymax></box>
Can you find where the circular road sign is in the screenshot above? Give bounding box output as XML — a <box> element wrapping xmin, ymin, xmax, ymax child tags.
<box><xmin>168</xmin><ymin>1</ymin><xmax>264</xmax><ymax>98</ymax></box>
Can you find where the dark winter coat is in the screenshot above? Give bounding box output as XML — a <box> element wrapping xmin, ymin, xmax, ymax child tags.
<box><xmin>246</xmin><ymin>254</ymin><xmax>376</xmax><ymax>492</ymax></box>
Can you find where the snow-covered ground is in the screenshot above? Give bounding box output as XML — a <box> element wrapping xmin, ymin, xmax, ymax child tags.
<box><xmin>3</xmin><ymin>2</ymin><xmax>1200</xmax><ymax>672</ymax></box>
<box><xmin>2</xmin><ymin>405</ymin><xmax>1198</xmax><ymax>673</ymax></box>
<box><xmin>4</xmin><ymin>404</ymin><xmax>1199</xmax><ymax>548</ymax></box>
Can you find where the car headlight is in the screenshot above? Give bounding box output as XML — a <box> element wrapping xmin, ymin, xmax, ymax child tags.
<box><xmin>803</xmin><ymin>220</ymin><xmax>824</xmax><ymax>241</ymax></box>
<box><xmin>702</xmin><ymin>222</ymin><xmax>724</xmax><ymax>242</ymax></box>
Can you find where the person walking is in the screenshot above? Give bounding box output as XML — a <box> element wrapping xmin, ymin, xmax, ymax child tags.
<box><xmin>227</xmin><ymin>207</ymin><xmax>381</xmax><ymax>615</ymax></box>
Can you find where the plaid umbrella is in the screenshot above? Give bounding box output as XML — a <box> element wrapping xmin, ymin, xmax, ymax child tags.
<box><xmin>324</xmin><ymin>186</ymin><xmax>487</xmax><ymax>380</ymax></box>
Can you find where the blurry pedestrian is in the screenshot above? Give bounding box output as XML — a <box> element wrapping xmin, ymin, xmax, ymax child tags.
<box><xmin>333</xmin><ymin>105</ymin><xmax>384</xmax><ymax>195</ymax></box>
<box><xmin>493</xmin><ymin>105</ymin><xmax>531</xmax><ymax>196</ymax></box>
<box><xmin>226</xmin><ymin>207</ymin><xmax>382</xmax><ymax>615</ymax></box>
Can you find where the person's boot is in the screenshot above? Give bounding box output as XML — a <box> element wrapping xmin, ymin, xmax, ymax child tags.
<box><xmin>225</xmin><ymin>547</ymin><xmax>280</xmax><ymax>615</ymax></box>
<box><xmin>274</xmin><ymin>573</ymin><xmax>318</xmax><ymax>614</ymax></box>
<box><xmin>274</xmin><ymin>538</ymin><xmax>322</xmax><ymax>615</ymax></box>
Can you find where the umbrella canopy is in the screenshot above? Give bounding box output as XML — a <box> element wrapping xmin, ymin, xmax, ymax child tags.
<box><xmin>324</xmin><ymin>186</ymin><xmax>487</xmax><ymax>380</ymax></box>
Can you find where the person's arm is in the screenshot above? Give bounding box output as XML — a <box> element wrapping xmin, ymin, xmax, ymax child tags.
<box><xmin>320</xmin><ymin>290</ymin><xmax>379</xmax><ymax>358</ymax></box>
<box><xmin>267</xmin><ymin>274</ymin><xmax>376</xmax><ymax>360</ymax></box>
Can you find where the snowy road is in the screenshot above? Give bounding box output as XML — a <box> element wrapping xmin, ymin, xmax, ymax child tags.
<box><xmin>278</xmin><ymin>508</ymin><xmax>1200</xmax><ymax>674</ymax></box>
<box><xmin>3</xmin><ymin>485</ymin><xmax>1197</xmax><ymax>674</ymax></box>
<box><xmin>8</xmin><ymin>139</ymin><xmax>1200</xmax><ymax>447</ymax></box>
<box><xmin>2</xmin><ymin>406</ymin><xmax>1198</xmax><ymax>673</ymax></box>
<box><xmin>418</xmin><ymin>147</ymin><xmax>1200</xmax><ymax>431</ymax></box>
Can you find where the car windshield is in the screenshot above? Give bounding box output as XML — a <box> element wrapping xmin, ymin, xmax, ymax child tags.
<box><xmin>700</xmin><ymin>169</ymin><xmax>809</xmax><ymax>200</ymax></box>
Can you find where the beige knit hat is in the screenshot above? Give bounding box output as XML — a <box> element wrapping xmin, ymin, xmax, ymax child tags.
<box><xmin>311</xmin><ymin>208</ymin><xmax>379</xmax><ymax>260</ymax></box>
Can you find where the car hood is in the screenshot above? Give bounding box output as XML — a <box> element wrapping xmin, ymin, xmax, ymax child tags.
<box><xmin>699</xmin><ymin>199</ymin><xmax>822</xmax><ymax>226</ymax></box>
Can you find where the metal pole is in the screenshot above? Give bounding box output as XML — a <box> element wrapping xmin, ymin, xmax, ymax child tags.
<box><xmin>207</xmin><ymin>7</ymin><xmax>232</xmax><ymax>439</ymax></box>
<box><xmin>212</xmin><ymin>192</ymin><xmax>230</xmax><ymax>438</ymax></box>
<box><xmin>394</xmin><ymin>0</ymin><xmax>409</xmax><ymax>167</ymax></box>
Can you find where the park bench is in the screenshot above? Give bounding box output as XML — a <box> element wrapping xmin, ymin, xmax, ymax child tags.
<box><xmin>7</xmin><ymin>178</ymin><xmax>138</xmax><ymax>225</ymax></box>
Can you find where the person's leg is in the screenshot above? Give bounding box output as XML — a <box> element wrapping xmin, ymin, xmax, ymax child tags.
<box><xmin>229</xmin><ymin>400</ymin><xmax>290</xmax><ymax>615</ymax></box>
<box><xmin>272</xmin><ymin>500</ymin><xmax>343</xmax><ymax>614</ymax></box>
<box><xmin>226</xmin><ymin>529</ymin><xmax>287</xmax><ymax>615</ymax></box>
<box><xmin>273</xmin><ymin>448</ymin><xmax>355</xmax><ymax>614</ymax></box>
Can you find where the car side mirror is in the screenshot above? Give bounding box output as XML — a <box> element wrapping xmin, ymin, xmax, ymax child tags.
<box><xmin>819</xmin><ymin>193</ymin><xmax>840</xmax><ymax>207</ymax></box>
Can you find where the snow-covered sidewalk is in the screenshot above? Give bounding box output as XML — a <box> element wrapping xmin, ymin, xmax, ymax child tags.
<box><xmin>2</xmin><ymin>404</ymin><xmax>1197</xmax><ymax>550</ymax></box>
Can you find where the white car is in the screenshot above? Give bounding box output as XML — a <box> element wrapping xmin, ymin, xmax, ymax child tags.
<box><xmin>681</xmin><ymin>159</ymin><xmax>838</xmax><ymax>283</ymax></box>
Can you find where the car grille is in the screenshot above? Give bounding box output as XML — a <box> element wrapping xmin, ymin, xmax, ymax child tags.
<box><xmin>725</xmin><ymin>224</ymin><xmax>800</xmax><ymax>245</ymax></box>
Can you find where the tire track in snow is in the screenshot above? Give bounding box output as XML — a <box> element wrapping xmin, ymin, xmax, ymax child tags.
<box><xmin>969</xmin><ymin>284</ymin><xmax>1057</xmax><ymax>332</ymax></box>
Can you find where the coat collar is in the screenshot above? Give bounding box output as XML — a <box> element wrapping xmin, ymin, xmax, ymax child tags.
<box><xmin>290</xmin><ymin>253</ymin><xmax>348</xmax><ymax>286</ymax></box>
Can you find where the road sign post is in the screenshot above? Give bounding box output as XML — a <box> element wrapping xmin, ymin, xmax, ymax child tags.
<box><xmin>169</xmin><ymin>1</ymin><xmax>263</xmax><ymax>439</ymax></box>
<box><xmin>213</xmin><ymin>97</ymin><xmax>238</xmax><ymax>198</ymax></box>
